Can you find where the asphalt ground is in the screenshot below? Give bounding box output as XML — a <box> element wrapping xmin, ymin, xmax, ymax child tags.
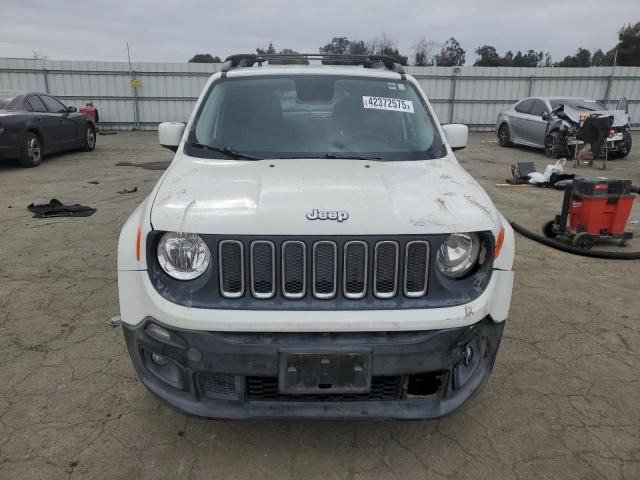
<box><xmin>0</xmin><ymin>131</ymin><xmax>638</xmax><ymax>479</ymax></box>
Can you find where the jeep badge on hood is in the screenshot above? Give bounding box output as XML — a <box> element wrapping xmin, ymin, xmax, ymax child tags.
<box><xmin>306</xmin><ymin>209</ymin><xmax>349</xmax><ymax>222</ymax></box>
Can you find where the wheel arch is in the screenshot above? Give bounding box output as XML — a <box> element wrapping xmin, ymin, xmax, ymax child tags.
<box><xmin>497</xmin><ymin>119</ymin><xmax>514</xmax><ymax>146</ymax></box>
<box><xmin>24</xmin><ymin>127</ymin><xmax>44</xmax><ymax>151</ymax></box>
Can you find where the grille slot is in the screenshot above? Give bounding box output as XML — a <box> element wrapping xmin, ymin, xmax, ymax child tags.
<box><xmin>343</xmin><ymin>241</ymin><xmax>368</xmax><ymax>299</ymax></box>
<box><xmin>246</xmin><ymin>376</ymin><xmax>403</xmax><ymax>402</ymax></box>
<box><xmin>199</xmin><ymin>373</ymin><xmax>237</xmax><ymax>399</ymax></box>
<box><xmin>312</xmin><ymin>241</ymin><xmax>337</xmax><ymax>299</ymax></box>
<box><xmin>282</xmin><ymin>241</ymin><xmax>306</xmax><ymax>299</ymax></box>
<box><xmin>250</xmin><ymin>241</ymin><xmax>275</xmax><ymax>299</ymax></box>
<box><xmin>219</xmin><ymin>240</ymin><xmax>244</xmax><ymax>298</ymax></box>
<box><xmin>404</xmin><ymin>241</ymin><xmax>429</xmax><ymax>297</ymax></box>
<box><xmin>373</xmin><ymin>241</ymin><xmax>399</xmax><ymax>298</ymax></box>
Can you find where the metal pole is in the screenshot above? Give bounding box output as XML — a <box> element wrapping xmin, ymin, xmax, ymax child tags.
<box><xmin>603</xmin><ymin>49</ymin><xmax>618</xmax><ymax>106</ymax></box>
<box><xmin>132</xmin><ymin>70</ymin><xmax>140</xmax><ymax>128</ymax></box>
<box><xmin>448</xmin><ymin>67</ymin><xmax>459</xmax><ymax>123</ymax></box>
<box><xmin>42</xmin><ymin>68</ymin><xmax>49</xmax><ymax>93</ymax></box>
<box><xmin>528</xmin><ymin>76</ymin><xmax>534</xmax><ymax>97</ymax></box>
<box><xmin>126</xmin><ymin>42</ymin><xmax>139</xmax><ymax>129</ymax></box>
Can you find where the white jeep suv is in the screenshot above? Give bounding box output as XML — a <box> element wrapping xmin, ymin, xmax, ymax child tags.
<box><xmin>117</xmin><ymin>54</ymin><xmax>515</xmax><ymax>419</ymax></box>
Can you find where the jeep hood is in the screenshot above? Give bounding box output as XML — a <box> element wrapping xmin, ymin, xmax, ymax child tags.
<box><xmin>150</xmin><ymin>153</ymin><xmax>500</xmax><ymax>235</ymax></box>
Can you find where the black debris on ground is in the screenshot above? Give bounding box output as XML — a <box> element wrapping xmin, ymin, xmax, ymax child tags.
<box><xmin>27</xmin><ymin>199</ymin><xmax>97</xmax><ymax>218</ymax></box>
<box><xmin>115</xmin><ymin>161</ymin><xmax>171</xmax><ymax>171</ymax></box>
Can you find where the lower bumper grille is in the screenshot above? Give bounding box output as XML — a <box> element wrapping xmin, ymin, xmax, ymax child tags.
<box><xmin>246</xmin><ymin>375</ymin><xmax>403</xmax><ymax>402</ymax></box>
<box><xmin>199</xmin><ymin>373</ymin><xmax>238</xmax><ymax>400</ymax></box>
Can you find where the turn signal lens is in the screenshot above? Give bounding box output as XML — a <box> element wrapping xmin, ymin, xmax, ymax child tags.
<box><xmin>494</xmin><ymin>227</ymin><xmax>505</xmax><ymax>259</ymax></box>
<box><xmin>145</xmin><ymin>323</ymin><xmax>172</xmax><ymax>343</ymax></box>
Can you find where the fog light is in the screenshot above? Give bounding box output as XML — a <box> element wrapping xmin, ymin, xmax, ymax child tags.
<box><xmin>151</xmin><ymin>352</ymin><xmax>170</xmax><ymax>366</ymax></box>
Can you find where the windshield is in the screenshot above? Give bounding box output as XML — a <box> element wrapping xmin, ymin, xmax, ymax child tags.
<box><xmin>0</xmin><ymin>93</ymin><xmax>19</xmax><ymax>110</ymax></box>
<box><xmin>550</xmin><ymin>98</ymin><xmax>607</xmax><ymax>111</ymax></box>
<box><xmin>187</xmin><ymin>75</ymin><xmax>445</xmax><ymax>161</ymax></box>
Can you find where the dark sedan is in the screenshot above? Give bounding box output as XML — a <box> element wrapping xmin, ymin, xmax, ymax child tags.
<box><xmin>0</xmin><ymin>90</ymin><xmax>96</xmax><ymax>167</ymax></box>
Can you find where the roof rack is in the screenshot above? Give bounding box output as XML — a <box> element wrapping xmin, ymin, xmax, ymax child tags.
<box><xmin>221</xmin><ymin>53</ymin><xmax>406</xmax><ymax>74</ymax></box>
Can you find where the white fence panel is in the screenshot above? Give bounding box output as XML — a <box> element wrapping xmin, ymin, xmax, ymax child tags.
<box><xmin>0</xmin><ymin>58</ymin><xmax>638</xmax><ymax>131</ymax></box>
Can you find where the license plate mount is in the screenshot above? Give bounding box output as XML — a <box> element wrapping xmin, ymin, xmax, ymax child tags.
<box><xmin>278</xmin><ymin>350</ymin><xmax>372</xmax><ymax>394</ymax></box>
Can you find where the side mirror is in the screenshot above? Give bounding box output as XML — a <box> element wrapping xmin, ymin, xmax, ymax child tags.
<box><xmin>67</xmin><ymin>106</ymin><xmax>77</xmax><ymax>113</ymax></box>
<box><xmin>442</xmin><ymin>124</ymin><xmax>468</xmax><ymax>151</ymax></box>
<box><xmin>158</xmin><ymin>122</ymin><xmax>186</xmax><ymax>152</ymax></box>
<box><xmin>542</xmin><ymin>112</ymin><xmax>550</xmax><ymax>121</ymax></box>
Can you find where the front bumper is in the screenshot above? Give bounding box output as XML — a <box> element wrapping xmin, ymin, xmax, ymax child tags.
<box><xmin>123</xmin><ymin>316</ymin><xmax>504</xmax><ymax>419</ymax></box>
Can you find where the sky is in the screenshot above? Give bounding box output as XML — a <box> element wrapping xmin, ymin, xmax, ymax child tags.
<box><xmin>1</xmin><ymin>0</ymin><xmax>639</xmax><ymax>64</ymax></box>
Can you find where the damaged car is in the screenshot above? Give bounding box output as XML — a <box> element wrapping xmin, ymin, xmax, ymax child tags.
<box><xmin>496</xmin><ymin>96</ymin><xmax>632</xmax><ymax>159</ymax></box>
<box><xmin>118</xmin><ymin>53</ymin><xmax>515</xmax><ymax>419</ymax></box>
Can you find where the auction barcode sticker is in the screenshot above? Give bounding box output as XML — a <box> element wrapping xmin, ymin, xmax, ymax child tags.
<box><xmin>362</xmin><ymin>96</ymin><xmax>414</xmax><ymax>113</ymax></box>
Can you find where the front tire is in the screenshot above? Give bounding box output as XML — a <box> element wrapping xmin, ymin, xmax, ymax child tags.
<box><xmin>82</xmin><ymin>123</ymin><xmax>96</xmax><ymax>152</ymax></box>
<box><xmin>19</xmin><ymin>131</ymin><xmax>43</xmax><ymax>168</ymax></box>
<box><xmin>498</xmin><ymin>124</ymin><xmax>512</xmax><ymax>147</ymax></box>
<box><xmin>544</xmin><ymin>131</ymin><xmax>565</xmax><ymax>159</ymax></box>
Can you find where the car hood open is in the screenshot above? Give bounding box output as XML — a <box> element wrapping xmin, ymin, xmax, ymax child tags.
<box><xmin>562</xmin><ymin>105</ymin><xmax>629</xmax><ymax>127</ymax></box>
<box><xmin>150</xmin><ymin>153</ymin><xmax>500</xmax><ymax>235</ymax></box>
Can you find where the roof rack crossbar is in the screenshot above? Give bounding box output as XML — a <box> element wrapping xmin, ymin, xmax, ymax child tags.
<box><xmin>221</xmin><ymin>53</ymin><xmax>405</xmax><ymax>74</ymax></box>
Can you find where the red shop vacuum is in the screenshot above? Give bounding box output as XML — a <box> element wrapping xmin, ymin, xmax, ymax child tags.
<box><xmin>543</xmin><ymin>178</ymin><xmax>637</xmax><ymax>249</ymax></box>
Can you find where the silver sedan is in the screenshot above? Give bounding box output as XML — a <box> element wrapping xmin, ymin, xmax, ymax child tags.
<box><xmin>495</xmin><ymin>96</ymin><xmax>608</xmax><ymax>150</ymax></box>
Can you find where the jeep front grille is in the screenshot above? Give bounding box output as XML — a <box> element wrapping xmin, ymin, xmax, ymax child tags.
<box><xmin>250</xmin><ymin>241</ymin><xmax>275</xmax><ymax>299</ymax></box>
<box><xmin>282</xmin><ymin>241</ymin><xmax>306</xmax><ymax>298</ymax></box>
<box><xmin>404</xmin><ymin>241</ymin><xmax>429</xmax><ymax>297</ymax></box>
<box><xmin>373</xmin><ymin>241</ymin><xmax>399</xmax><ymax>298</ymax></box>
<box><xmin>216</xmin><ymin>238</ymin><xmax>431</xmax><ymax>301</ymax></box>
<box><xmin>219</xmin><ymin>240</ymin><xmax>244</xmax><ymax>298</ymax></box>
<box><xmin>312</xmin><ymin>241</ymin><xmax>337</xmax><ymax>299</ymax></box>
<box><xmin>343</xmin><ymin>241</ymin><xmax>367</xmax><ymax>299</ymax></box>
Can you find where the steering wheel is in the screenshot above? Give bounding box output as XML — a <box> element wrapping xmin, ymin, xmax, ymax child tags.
<box><xmin>343</xmin><ymin>131</ymin><xmax>390</xmax><ymax>147</ymax></box>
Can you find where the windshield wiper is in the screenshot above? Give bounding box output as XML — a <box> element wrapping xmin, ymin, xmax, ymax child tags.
<box><xmin>188</xmin><ymin>142</ymin><xmax>262</xmax><ymax>160</ymax></box>
<box><xmin>277</xmin><ymin>153</ymin><xmax>383</xmax><ymax>160</ymax></box>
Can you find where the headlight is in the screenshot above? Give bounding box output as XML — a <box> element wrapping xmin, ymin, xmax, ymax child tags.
<box><xmin>157</xmin><ymin>232</ymin><xmax>211</xmax><ymax>280</ymax></box>
<box><xmin>436</xmin><ymin>233</ymin><xmax>481</xmax><ymax>279</ymax></box>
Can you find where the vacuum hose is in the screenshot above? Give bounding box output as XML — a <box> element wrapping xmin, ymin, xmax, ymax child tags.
<box><xmin>509</xmin><ymin>221</ymin><xmax>640</xmax><ymax>260</ymax></box>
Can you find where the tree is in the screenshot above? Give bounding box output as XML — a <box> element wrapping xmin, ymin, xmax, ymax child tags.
<box><xmin>320</xmin><ymin>37</ymin><xmax>351</xmax><ymax>55</ymax></box>
<box><xmin>473</xmin><ymin>46</ymin><xmax>546</xmax><ymax>67</ymax></box>
<box><xmin>502</xmin><ymin>50</ymin><xmax>514</xmax><ymax>65</ymax></box>
<box><xmin>435</xmin><ymin>37</ymin><xmax>465</xmax><ymax>66</ymax></box>
<box><xmin>413</xmin><ymin>38</ymin><xmax>440</xmax><ymax>66</ymax></box>
<box><xmin>609</xmin><ymin>22</ymin><xmax>640</xmax><ymax>66</ymax></box>
<box><xmin>555</xmin><ymin>48</ymin><xmax>591</xmax><ymax>67</ymax></box>
<box><xmin>274</xmin><ymin>48</ymin><xmax>308</xmax><ymax>64</ymax></box>
<box><xmin>511</xmin><ymin>49</ymin><xmax>544</xmax><ymax>67</ymax></box>
<box><xmin>590</xmin><ymin>49</ymin><xmax>611</xmax><ymax>66</ymax></box>
<box><xmin>348</xmin><ymin>40</ymin><xmax>369</xmax><ymax>55</ymax></box>
<box><xmin>256</xmin><ymin>43</ymin><xmax>307</xmax><ymax>64</ymax></box>
<box><xmin>188</xmin><ymin>53</ymin><xmax>221</xmax><ymax>63</ymax></box>
<box><xmin>256</xmin><ymin>42</ymin><xmax>276</xmax><ymax>55</ymax></box>
<box><xmin>367</xmin><ymin>34</ymin><xmax>408</xmax><ymax>65</ymax></box>
<box><xmin>474</xmin><ymin>45</ymin><xmax>501</xmax><ymax>66</ymax></box>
